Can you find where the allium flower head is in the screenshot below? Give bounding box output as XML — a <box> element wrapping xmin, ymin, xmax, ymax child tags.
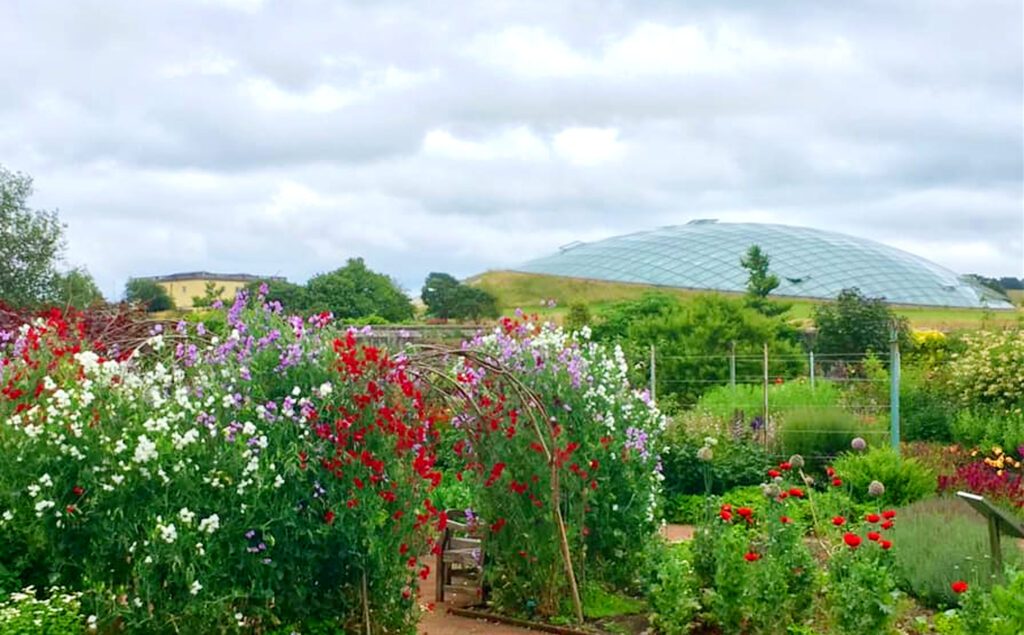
<box><xmin>868</xmin><ymin>480</ymin><xmax>885</xmax><ymax>497</ymax></box>
<box><xmin>851</xmin><ymin>437</ymin><xmax>867</xmax><ymax>451</ymax></box>
<box><xmin>696</xmin><ymin>446</ymin><xmax>714</xmax><ymax>462</ymax></box>
<box><xmin>788</xmin><ymin>454</ymin><xmax>805</xmax><ymax>470</ymax></box>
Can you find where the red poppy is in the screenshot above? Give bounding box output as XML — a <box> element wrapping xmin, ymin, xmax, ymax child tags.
<box><xmin>880</xmin><ymin>520</ymin><xmax>894</xmax><ymax>530</ymax></box>
<box><xmin>788</xmin><ymin>488</ymin><xmax>804</xmax><ymax>498</ymax></box>
<box><xmin>768</xmin><ymin>470</ymin><xmax>781</xmax><ymax>478</ymax></box>
<box><xmin>744</xmin><ymin>552</ymin><xmax>760</xmax><ymax>562</ymax></box>
<box><xmin>324</xmin><ymin>510</ymin><xmax>336</xmax><ymax>525</ymax></box>
<box><xmin>779</xmin><ymin>462</ymin><xmax>792</xmax><ymax>471</ymax></box>
<box><xmin>882</xmin><ymin>510</ymin><xmax>896</xmax><ymax>519</ymax></box>
<box><xmin>779</xmin><ymin>515</ymin><xmax>791</xmax><ymax>524</ymax></box>
<box><xmin>826</xmin><ymin>466</ymin><xmax>836</xmax><ymax>477</ymax></box>
<box><xmin>865</xmin><ymin>513</ymin><xmax>881</xmax><ymax>523</ymax></box>
<box><xmin>721</xmin><ymin>503</ymin><xmax>733</xmax><ymax>512</ymax></box>
<box><xmin>951</xmin><ymin>580</ymin><xmax>968</xmax><ymax>594</ymax></box>
<box><xmin>832</xmin><ymin>478</ymin><xmax>843</xmax><ymax>487</ymax></box>
<box><xmin>737</xmin><ymin>507</ymin><xmax>753</xmax><ymax>518</ymax></box>
<box><xmin>778</xmin><ymin>492</ymin><xmax>789</xmax><ymax>500</ymax></box>
<box><xmin>720</xmin><ymin>510</ymin><xmax>733</xmax><ymax>522</ymax></box>
<box><xmin>832</xmin><ymin>516</ymin><xmax>846</xmax><ymax>526</ymax></box>
<box><xmin>867</xmin><ymin>532</ymin><xmax>881</xmax><ymax>541</ymax></box>
<box><xmin>72</xmin><ymin>486</ymin><xmax>84</xmax><ymax>496</ymax></box>
<box><xmin>879</xmin><ymin>539</ymin><xmax>892</xmax><ymax>550</ymax></box>
<box><xmin>65</xmin><ymin>505</ymin><xmax>76</xmax><ymax>514</ymax></box>
<box><xmin>843</xmin><ymin>533</ymin><xmax>861</xmax><ymax>549</ymax></box>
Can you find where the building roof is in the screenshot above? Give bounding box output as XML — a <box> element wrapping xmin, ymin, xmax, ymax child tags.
<box><xmin>515</xmin><ymin>220</ymin><xmax>1012</xmax><ymax>309</ymax></box>
<box><xmin>146</xmin><ymin>271</ymin><xmax>286</xmax><ymax>283</ymax></box>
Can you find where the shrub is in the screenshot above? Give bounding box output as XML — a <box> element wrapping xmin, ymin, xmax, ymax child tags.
<box><xmin>901</xmin><ymin>367</ymin><xmax>956</xmax><ymax>442</ymax></box>
<box><xmin>933</xmin><ymin>567</ymin><xmax>1024</xmax><ymax>634</ymax></box>
<box><xmin>892</xmin><ymin>497</ymin><xmax>1022</xmax><ymax>609</ymax></box>
<box><xmin>777</xmin><ymin>407</ymin><xmax>886</xmax><ymax>466</ymax></box>
<box><xmin>947</xmin><ymin>329</ymin><xmax>1024</xmax><ymax>411</ymax></box>
<box><xmin>936</xmin><ymin>448</ymin><xmax>1024</xmax><ymax>519</ymax></box>
<box><xmin>831</xmin><ymin>447</ymin><xmax>935</xmax><ymax>506</ymax></box>
<box><xmin>661</xmin><ymin>434</ymin><xmax>771</xmax><ymax>496</ymax></box>
<box><xmin>648</xmin><ymin>543</ymin><xmax>700</xmax><ymax>635</ymax></box>
<box><xmin>0</xmin><ymin>587</ymin><xmax>87</xmax><ymax>634</ymax></box>
<box><xmin>826</xmin><ymin>538</ymin><xmax>899</xmax><ymax>634</ymax></box>
<box><xmin>952</xmin><ymin>409</ymin><xmax>1024</xmax><ymax>450</ymax></box>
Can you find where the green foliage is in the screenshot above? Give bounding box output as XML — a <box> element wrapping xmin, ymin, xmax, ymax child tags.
<box><xmin>648</xmin><ymin>544</ymin><xmax>700</xmax><ymax>634</ymax></box>
<box><xmin>740</xmin><ymin>245</ymin><xmax>790</xmax><ymax>317</ymax></box>
<box><xmin>565</xmin><ymin>301</ymin><xmax>590</xmax><ymax>332</ymax></box>
<box><xmin>421</xmin><ymin>273</ymin><xmax>499</xmax><ymax>321</ymax></box>
<box><xmin>0</xmin><ymin>166</ymin><xmax>66</xmax><ymax>308</ymax></box>
<box><xmin>813</xmin><ymin>287</ymin><xmax>911</xmax><ymax>358</ymax></box>
<box><xmin>0</xmin><ymin>587</ymin><xmax>86</xmax><ymax>634</ymax></box>
<box><xmin>777</xmin><ymin>407</ymin><xmax>887</xmax><ymax>465</ymax></box>
<box><xmin>947</xmin><ymin>329</ymin><xmax>1024</xmax><ymax>412</ymax></box>
<box><xmin>49</xmin><ymin>268</ymin><xmax>104</xmax><ymax>309</ymax></box>
<box><xmin>594</xmin><ymin>293</ymin><xmax>803</xmax><ymax>407</ymax></box>
<box><xmin>123</xmin><ymin>278</ymin><xmax>174</xmax><ymax>312</ymax></box>
<box><xmin>901</xmin><ymin>365</ymin><xmax>956</xmax><ymax>442</ymax></box>
<box><xmin>892</xmin><ymin>498</ymin><xmax>1022</xmax><ymax>610</ymax></box>
<box><xmin>306</xmin><ymin>258</ymin><xmax>414</xmax><ymax>322</ymax></box>
<box><xmin>581</xmin><ymin>582</ymin><xmax>646</xmax><ymax>619</ymax></box>
<box><xmin>951</xmin><ymin>409</ymin><xmax>1024</xmax><ymax>450</ymax></box>
<box><xmin>661</xmin><ymin>434</ymin><xmax>771</xmax><ymax>496</ymax></box>
<box><xmin>831</xmin><ymin>448</ymin><xmax>935</xmax><ymax>506</ymax></box>
<box><xmin>826</xmin><ymin>541</ymin><xmax>899</xmax><ymax>635</ymax></box>
<box><xmin>245</xmin><ymin>279</ymin><xmax>309</xmax><ymax>312</ymax></box>
<box><xmin>190</xmin><ymin>280</ymin><xmax>226</xmax><ymax>308</ymax></box>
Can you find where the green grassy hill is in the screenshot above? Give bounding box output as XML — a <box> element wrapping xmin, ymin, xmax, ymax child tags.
<box><xmin>468</xmin><ymin>270</ymin><xmax>1023</xmax><ymax>331</ymax></box>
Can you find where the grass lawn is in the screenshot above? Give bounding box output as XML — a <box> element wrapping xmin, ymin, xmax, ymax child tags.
<box><xmin>469</xmin><ymin>270</ymin><xmax>1024</xmax><ymax>331</ymax></box>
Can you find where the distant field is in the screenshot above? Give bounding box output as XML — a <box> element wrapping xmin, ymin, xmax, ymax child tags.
<box><xmin>468</xmin><ymin>270</ymin><xmax>1023</xmax><ymax>331</ymax></box>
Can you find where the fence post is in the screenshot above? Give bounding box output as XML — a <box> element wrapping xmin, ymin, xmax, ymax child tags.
<box><xmin>650</xmin><ymin>344</ymin><xmax>656</xmax><ymax>405</ymax></box>
<box><xmin>762</xmin><ymin>342</ymin><xmax>769</xmax><ymax>445</ymax></box>
<box><xmin>809</xmin><ymin>351</ymin><xmax>815</xmax><ymax>391</ymax></box>
<box><xmin>890</xmin><ymin>328</ymin><xmax>901</xmax><ymax>454</ymax></box>
<box><xmin>729</xmin><ymin>341</ymin><xmax>736</xmax><ymax>390</ymax></box>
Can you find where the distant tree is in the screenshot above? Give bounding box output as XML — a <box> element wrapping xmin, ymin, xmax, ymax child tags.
<box><xmin>591</xmin><ymin>292</ymin><xmax>681</xmax><ymax>341</ymax></box>
<box><xmin>51</xmin><ymin>268</ymin><xmax>104</xmax><ymax>308</ymax></box>
<box><xmin>998</xmin><ymin>276</ymin><xmax>1024</xmax><ymax>290</ymax></box>
<box><xmin>191</xmin><ymin>280</ymin><xmax>227</xmax><ymax>308</ymax></box>
<box><xmin>0</xmin><ymin>165</ymin><xmax>66</xmax><ymax>307</ymax></box>
<box><xmin>812</xmin><ymin>288</ymin><xmax>910</xmax><ymax>359</ymax></box>
<box><xmin>740</xmin><ymin>245</ymin><xmax>789</xmax><ymax>317</ymax></box>
<box><xmin>245</xmin><ymin>279</ymin><xmax>308</xmax><ymax>311</ymax></box>
<box><xmin>421</xmin><ymin>272</ymin><xmax>462</xmax><ymax>320</ymax></box>
<box><xmin>450</xmin><ymin>285</ymin><xmax>499</xmax><ymax>320</ymax></box>
<box><xmin>565</xmin><ymin>301</ymin><xmax>591</xmax><ymax>332</ymax></box>
<box><xmin>125</xmin><ymin>278</ymin><xmax>175</xmax><ymax>312</ymax></box>
<box><xmin>306</xmin><ymin>258</ymin><xmax>414</xmax><ymax>322</ymax></box>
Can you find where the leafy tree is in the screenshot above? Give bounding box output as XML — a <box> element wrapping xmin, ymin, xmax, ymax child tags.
<box><xmin>0</xmin><ymin>165</ymin><xmax>66</xmax><ymax>307</ymax></box>
<box><xmin>998</xmin><ymin>276</ymin><xmax>1023</xmax><ymax>290</ymax></box>
<box><xmin>421</xmin><ymin>272</ymin><xmax>498</xmax><ymax>321</ymax></box>
<box><xmin>50</xmin><ymin>268</ymin><xmax>104</xmax><ymax>308</ymax></box>
<box><xmin>812</xmin><ymin>288</ymin><xmax>910</xmax><ymax>359</ymax></box>
<box><xmin>191</xmin><ymin>280</ymin><xmax>226</xmax><ymax>308</ymax></box>
<box><xmin>245</xmin><ymin>279</ymin><xmax>309</xmax><ymax>311</ymax></box>
<box><xmin>740</xmin><ymin>244</ymin><xmax>790</xmax><ymax>317</ymax></box>
<box><xmin>125</xmin><ymin>278</ymin><xmax>175</xmax><ymax>312</ymax></box>
<box><xmin>421</xmin><ymin>272</ymin><xmax>462</xmax><ymax>320</ymax></box>
<box><xmin>306</xmin><ymin>258</ymin><xmax>414</xmax><ymax>323</ymax></box>
<box><xmin>565</xmin><ymin>301</ymin><xmax>591</xmax><ymax>332</ymax></box>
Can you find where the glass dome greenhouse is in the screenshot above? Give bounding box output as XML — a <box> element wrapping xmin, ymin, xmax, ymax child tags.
<box><xmin>515</xmin><ymin>220</ymin><xmax>1011</xmax><ymax>309</ymax></box>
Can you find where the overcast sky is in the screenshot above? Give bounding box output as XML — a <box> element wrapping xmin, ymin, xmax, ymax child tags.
<box><xmin>1</xmin><ymin>0</ymin><xmax>1021</xmax><ymax>299</ymax></box>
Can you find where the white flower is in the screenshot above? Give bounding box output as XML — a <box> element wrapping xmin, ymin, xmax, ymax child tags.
<box><xmin>2</xmin><ymin>510</ymin><xmax>13</xmax><ymax>522</ymax></box>
<box><xmin>144</xmin><ymin>556</ymin><xmax>153</xmax><ymax>564</ymax></box>
<box><xmin>87</xmin><ymin>614</ymin><xmax>97</xmax><ymax>631</ymax></box>
<box><xmin>39</xmin><ymin>473</ymin><xmax>53</xmax><ymax>487</ymax></box>
<box><xmin>178</xmin><ymin>508</ymin><xmax>196</xmax><ymax>524</ymax></box>
<box><xmin>158</xmin><ymin>522</ymin><xmax>178</xmax><ymax>544</ymax></box>
<box><xmin>291</xmin><ymin>386</ymin><xmax>301</xmax><ymax>397</ymax></box>
<box><xmin>273</xmin><ymin>474</ymin><xmax>285</xmax><ymax>488</ymax></box>
<box><xmin>195</xmin><ymin>542</ymin><xmax>205</xmax><ymax>556</ymax></box>
<box><xmin>133</xmin><ymin>435</ymin><xmax>158</xmax><ymax>463</ymax></box>
<box><xmin>319</xmin><ymin>381</ymin><xmax>332</xmax><ymax>396</ymax></box>
<box><xmin>189</xmin><ymin>580</ymin><xmax>202</xmax><ymax>596</ymax></box>
<box><xmin>198</xmin><ymin>514</ymin><xmax>220</xmax><ymax>534</ymax></box>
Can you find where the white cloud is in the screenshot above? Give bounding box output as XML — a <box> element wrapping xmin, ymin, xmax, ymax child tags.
<box><xmin>552</xmin><ymin>127</ymin><xmax>623</xmax><ymax>166</ymax></box>
<box><xmin>422</xmin><ymin>126</ymin><xmax>550</xmax><ymax>161</ymax></box>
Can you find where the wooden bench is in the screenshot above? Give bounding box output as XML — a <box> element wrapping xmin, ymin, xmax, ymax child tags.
<box><xmin>435</xmin><ymin>510</ymin><xmax>485</xmax><ymax>604</ymax></box>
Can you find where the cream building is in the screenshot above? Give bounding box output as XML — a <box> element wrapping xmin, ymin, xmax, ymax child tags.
<box><xmin>147</xmin><ymin>272</ymin><xmax>285</xmax><ymax>310</ymax></box>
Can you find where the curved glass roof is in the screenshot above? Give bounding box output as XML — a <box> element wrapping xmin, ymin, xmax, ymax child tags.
<box><xmin>516</xmin><ymin>221</ymin><xmax>1011</xmax><ymax>309</ymax></box>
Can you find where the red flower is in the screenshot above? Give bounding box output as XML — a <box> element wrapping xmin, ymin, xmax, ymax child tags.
<box><xmin>65</xmin><ymin>505</ymin><xmax>76</xmax><ymax>514</ymax></box>
<box><xmin>72</xmin><ymin>486</ymin><xmax>84</xmax><ymax>496</ymax></box>
<box><xmin>778</xmin><ymin>492</ymin><xmax>789</xmax><ymax>500</ymax></box>
<box><xmin>865</xmin><ymin>513</ymin><xmax>881</xmax><ymax>523</ymax></box>
<box><xmin>720</xmin><ymin>510</ymin><xmax>733</xmax><ymax>522</ymax></box>
<box><xmin>843</xmin><ymin>533</ymin><xmax>861</xmax><ymax>549</ymax></box>
<box><xmin>324</xmin><ymin>510</ymin><xmax>336</xmax><ymax>525</ymax></box>
<box><xmin>744</xmin><ymin>552</ymin><xmax>760</xmax><ymax>562</ymax></box>
<box><xmin>832</xmin><ymin>516</ymin><xmax>846</xmax><ymax>526</ymax></box>
<box><xmin>951</xmin><ymin>580</ymin><xmax>968</xmax><ymax>594</ymax></box>
<box><xmin>867</xmin><ymin>532</ymin><xmax>881</xmax><ymax>542</ymax></box>
<box><xmin>779</xmin><ymin>515</ymin><xmax>791</xmax><ymax>524</ymax></box>
<box><xmin>779</xmin><ymin>462</ymin><xmax>792</xmax><ymax>471</ymax></box>
<box><xmin>832</xmin><ymin>478</ymin><xmax>843</xmax><ymax>487</ymax></box>
<box><xmin>882</xmin><ymin>510</ymin><xmax>896</xmax><ymax>519</ymax></box>
<box><xmin>737</xmin><ymin>507</ymin><xmax>753</xmax><ymax>518</ymax></box>
<box><xmin>491</xmin><ymin>517</ymin><xmax>506</xmax><ymax>533</ymax></box>
<box><xmin>768</xmin><ymin>470</ymin><xmax>781</xmax><ymax>478</ymax></box>
<box><xmin>879</xmin><ymin>539</ymin><xmax>892</xmax><ymax>550</ymax></box>
<box><xmin>399</xmin><ymin>543</ymin><xmax>409</xmax><ymax>555</ymax></box>
<box><xmin>826</xmin><ymin>466</ymin><xmax>836</xmax><ymax>478</ymax></box>
<box><xmin>788</xmin><ymin>488</ymin><xmax>804</xmax><ymax>498</ymax></box>
<box><xmin>721</xmin><ymin>503</ymin><xmax>733</xmax><ymax>512</ymax></box>
<box><xmin>419</xmin><ymin>565</ymin><xmax>430</xmax><ymax>580</ymax></box>
<box><xmin>880</xmin><ymin>520</ymin><xmax>894</xmax><ymax>530</ymax></box>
